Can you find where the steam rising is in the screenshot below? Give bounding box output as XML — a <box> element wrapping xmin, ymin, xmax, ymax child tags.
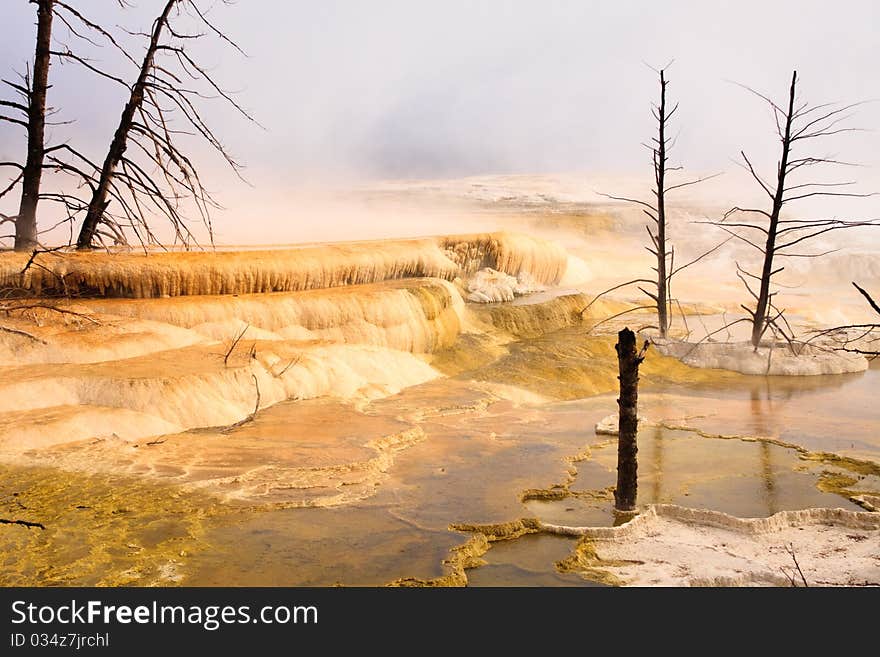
<box><xmin>2</xmin><ymin>2</ymin><xmax>879</xmax><ymax>245</ymax></box>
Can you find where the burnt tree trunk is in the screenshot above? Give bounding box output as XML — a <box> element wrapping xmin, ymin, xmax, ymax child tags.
<box><xmin>76</xmin><ymin>0</ymin><xmax>179</xmax><ymax>249</ymax></box>
<box><xmin>614</xmin><ymin>327</ymin><xmax>646</xmax><ymax>511</ymax></box>
<box><xmin>14</xmin><ymin>0</ymin><xmax>54</xmax><ymax>252</ymax></box>
<box><xmin>655</xmin><ymin>70</ymin><xmax>669</xmax><ymax>337</ymax></box>
<box><xmin>750</xmin><ymin>71</ymin><xmax>796</xmax><ymax>347</ymax></box>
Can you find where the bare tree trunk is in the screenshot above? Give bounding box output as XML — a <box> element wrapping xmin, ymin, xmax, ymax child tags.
<box><xmin>614</xmin><ymin>327</ymin><xmax>646</xmax><ymax>512</ymax></box>
<box><xmin>655</xmin><ymin>70</ymin><xmax>669</xmax><ymax>337</ymax></box>
<box><xmin>706</xmin><ymin>73</ymin><xmax>876</xmax><ymax>346</ymax></box>
<box><xmin>750</xmin><ymin>71</ymin><xmax>796</xmax><ymax>347</ymax></box>
<box><xmin>597</xmin><ymin>68</ymin><xmax>720</xmax><ymax>339</ymax></box>
<box><xmin>76</xmin><ymin>0</ymin><xmax>179</xmax><ymax>250</ymax></box>
<box><xmin>14</xmin><ymin>0</ymin><xmax>54</xmax><ymax>252</ymax></box>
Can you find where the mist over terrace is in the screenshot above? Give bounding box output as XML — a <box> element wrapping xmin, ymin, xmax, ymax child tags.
<box><xmin>1</xmin><ymin>1</ymin><xmax>880</xmax><ymax>246</ymax></box>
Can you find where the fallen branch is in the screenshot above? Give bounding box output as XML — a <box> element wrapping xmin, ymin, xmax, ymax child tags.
<box><xmin>786</xmin><ymin>542</ymin><xmax>808</xmax><ymax>587</ymax></box>
<box><xmin>252</xmin><ymin>374</ymin><xmax>261</xmax><ymax>416</ymax></box>
<box><xmin>0</xmin><ymin>518</ymin><xmax>45</xmax><ymax>530</ymax></box>
<box><xmin>0</xmin><ymin>302</ymin><xmax>98</xmax><ymax>324</ymax></box>
<box><xmin>221</xmin><ymin>374</ymin><xmax>261</xmax><ymax>433</ymax></box>
<box><xmin>804</xmin><ymin>282</ymin><xmax>880</xmax><ymax>357</ymax></box>
<box><xmin>0</xmin><ymin>324</ymin><xmax>46</xmax><ymax>343</ymax></box>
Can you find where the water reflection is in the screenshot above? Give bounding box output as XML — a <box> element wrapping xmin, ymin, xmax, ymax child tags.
<box><xmin>586</xmin><ymin>427</ymin><xmax>862</xmax><ymax>518</ymax></box>
<box><xmin>651</xmin><ymin>424</ymin><xmax>663</xmax><ymax>503</ymax></box>
<box><xmin>642</xmin><ymin>366</ymin><xmax>880</xmax><ymax>461</ymax></box>
<box><xmin>760</xmin><ymin>441</ymin><xmax>778</xmax><ymax>516</ymax></box>
<box><xmin>8</xmin><ymin>343</ymin><xmax>875</xmax><ymax>586</ymax></box>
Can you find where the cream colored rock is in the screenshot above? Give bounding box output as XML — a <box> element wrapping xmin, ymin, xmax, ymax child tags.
<box><xmin>465</xmin><ymin>267</ymin><xmax>547</xmax><ymax>304</ymax></box>
<box><xmin>653</xmin><ymin>338</ymin><xmax>868</xmax><ymax>376</ymax></box>
<box><xmin>541</xmin><ymin>504</ymin><xmax>880</xmax><ymax>587</ymax></box>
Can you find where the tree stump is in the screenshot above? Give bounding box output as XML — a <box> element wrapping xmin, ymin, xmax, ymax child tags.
<box><xmin>614</xmin><ymin>328</ymin><xmax>647</xmax><ymax>512</ymax></box>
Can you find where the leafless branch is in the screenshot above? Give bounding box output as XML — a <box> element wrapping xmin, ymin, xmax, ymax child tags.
<box><xmin>579</xmin><ymin>279</ymin><xmax>656</xmax><ymax>316</ymax></box>
<box><xmin>586</xmin><ymin>305</ymin><xmax>657</xmax><ymax>335</ymax></box>
<box><xmin>852</xmin><ymin>281</ymin><xmax>880</xmax><ymax>315</ymax></box>
<box><xmin>785</xmin><ymin>543</ymin><xmax>808</xmax><ymax>587</ymax></box>
<box><xmin>0</xmin><ymin>518</ymin><xmax>45</xmax><ymax>530</ymax></box>
<box><xmin>223</xmin><ymin>323</ymin><xmax>249</xmax><ymax>366</ymax></box>
<box><xmin>274</xmin><ymin>354</ymin><xmax>301</xmax><ymax>377</ymax></box>
<box><xmin>595</xmin><ymin>192</ymin><xmax>657</xmax><ymax>213</ymax></box>
<box><xmin>0</xmin><ymin>324</ymin><xmax>46</xmax><ymax>343</ymax></box>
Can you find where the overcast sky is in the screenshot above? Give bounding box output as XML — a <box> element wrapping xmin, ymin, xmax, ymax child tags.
<box><xmin>1</xmin><ymin>1</ymin><xmax>879</xmax><ymax>242</ymax></box>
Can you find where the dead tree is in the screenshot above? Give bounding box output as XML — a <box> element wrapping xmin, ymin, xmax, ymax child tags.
<box><xmin>1</xmin><ymin>0</ymin><xmax>55</xmax><ymax>251</ymax></box>
<box><xmin>1</xmin><ymin>1</ymin><xmax>135</xmax><ymax>250</ymax></box>
<box><xmin>2</xmin><ymin>1</ymin><xmax>251</xmax><ymax>250</ymax></box>
<box><xmin>614</xmin><ymin>327</ymin><xmax>648</xmax><ymax>512</ymax></box>
<box><xmin>599</xmin><ymin>67</ymin><xmax>720</xmax><ymax>338</ymax></box>
<box><xmin>71</xmin><ymin>0</ymin><xmax>255</xmax><ymax>250</ymax></box>
<box><xmin>14</xmin><ymin>1</ymin><xmax>54</xmax><ymax>251</ymax></box>
<box><xmin>75</xmin><ymin>0</ymin><xmax>179</xmax><ymax>249</ymax></box>
<box><xmin>703</xmin><ymin>71</ymin><xmax>878</xmax><ymax>348</ymax></box>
